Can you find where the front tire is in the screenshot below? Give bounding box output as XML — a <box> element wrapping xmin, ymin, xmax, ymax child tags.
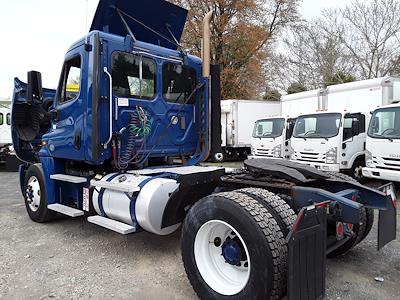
<box><xmin>348</xmin><ymin>158</ymin><xmax>365</xmax><ymax>182</ymax></box>
<box><xmin>181</xmin><ymin>191</ymin><xmax>287</xmax><ymax>299</ymax></box>
<box><xmin>24</xmin><ymin>164</ymin><xmax>55</xmax><ymax>223</ymax></box>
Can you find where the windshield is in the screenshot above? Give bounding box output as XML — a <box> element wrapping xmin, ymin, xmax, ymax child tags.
<box><xmin>253</xmin><ymin>118</ymin><xmax>285</xmax><ymax>138</ymax></box>
<box><xmin>293</xmin><ymin>113</ymin><xmax>342</xmax><ymax>139</ymax></box>
<box><xmin>368</xmin><ymin>107</ymin><xmax>400</xmax><ymax>140</ymax></box>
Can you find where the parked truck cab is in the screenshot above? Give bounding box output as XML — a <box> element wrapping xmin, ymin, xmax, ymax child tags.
<box><xmin>363</xmin><ymin>103</ymin><xmax>400</xmax><ymax>182</ymax></box>
<box><xmin>12</xmin><ymin>12</ymin><xmax>210</xmax><ymax>170</ymax></box>
<box><xmin>290</xmin><ymin>111</ymin><xmax>369</xmax><ymax>179</ymax></box>
<box><xmin>250</xmin><ymin>116</ymin><xmax>296</xmax><ymax>159</ymax></box>
<box><xmin>12</xmin><ymin>0</ymin><xmax>215</xmax><ymax>236</ymax></box>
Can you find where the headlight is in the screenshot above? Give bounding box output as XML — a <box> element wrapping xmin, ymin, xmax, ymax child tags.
<box><xmin>273</xmin><ymin>145</ymin><xmax>281</xmax><ymax>158</ymax></box>
<box><xmin>326</xmin><ymin>147</ymin><xmax>338</xmax><ymax>164</ymax></box>
<box><xmin>366</xmin><ymin>150</ymin><xmax>373</xmax><ymax>167</ymax></box>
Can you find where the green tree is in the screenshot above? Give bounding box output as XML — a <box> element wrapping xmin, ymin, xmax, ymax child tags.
<box><xmin>287</xmin><ymin>83</ymin><xmax>307</xmax><ymax>94</ymax></box>
<box><xmin>263</xmin><ymin>88</ymin><xmax>281</xmax><ymax>101</ymax></box>
<box><xmin>169</xmin><ymin>0</ymin><xmax>300</xmax><ymax>99</ymax></box>
<box><xmin>325</xmin><ymin>72</ymin><xmax>356</xmax><ymax>87</ymax></box>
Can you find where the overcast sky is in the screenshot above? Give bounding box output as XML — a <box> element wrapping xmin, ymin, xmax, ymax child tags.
<box><xmin>0</xmin><ymin>0</ymin><xmax>347</xmax><ymax>98</ymax></box>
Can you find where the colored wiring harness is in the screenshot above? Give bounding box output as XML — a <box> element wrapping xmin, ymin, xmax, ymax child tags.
<box><xmin>128</xmin><ymin>106</ymin><xmax>152</xmax><ymax>137</ymax></box>
<box><xmin>115</xmin><ymin>106</ymin><xmax>152</xmax><ymax>170</ymax></box>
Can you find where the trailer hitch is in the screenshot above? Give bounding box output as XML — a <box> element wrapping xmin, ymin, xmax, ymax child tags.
<box><xmin>292</xmin><ymin>185</ymin><xmax>397</xmax><ymax>250</ymax></box>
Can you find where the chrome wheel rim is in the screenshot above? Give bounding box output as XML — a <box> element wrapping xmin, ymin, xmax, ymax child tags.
<box><xmin>26</xmin><ymin>176</ymin><xmax>41</xmax><ymax>212</ymax></box>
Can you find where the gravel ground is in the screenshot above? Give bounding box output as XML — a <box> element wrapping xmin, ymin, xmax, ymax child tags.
<box><xmin>0</xmin><ymin>171</ymin><xmax>399</xmax><ymax>300</ymax></box>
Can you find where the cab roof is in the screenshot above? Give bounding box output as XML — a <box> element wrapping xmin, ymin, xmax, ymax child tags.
<box><xmin>90</xmin><ymin>0</ymin><xmax>188</xmax><ymax>50</ymax></box>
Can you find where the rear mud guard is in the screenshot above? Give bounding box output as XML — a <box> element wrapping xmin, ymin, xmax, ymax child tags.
<box><xmin>287</xmin><ymin>205</ymin><xmax>327</xmax><ymax>300</ymax></box>
<box><xmin>378</xmin><ymin>183</ymin><xmax>397</xmax><ymax>250</ymax></box>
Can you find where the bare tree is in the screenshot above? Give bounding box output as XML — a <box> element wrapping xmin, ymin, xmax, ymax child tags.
<box><xmin>267</xmin><ymin>0</ymin><xmax>400</xmax><ymax>92</ymax></box>
<box><xmin>267</xmin><ymin>19</ymin><xmax>355</xmax><ymax>91</ymax></box>
<box><xmin>328</xmin><ymin>0</ymin><xmax>400</xmax><ymax>79</ymax></box>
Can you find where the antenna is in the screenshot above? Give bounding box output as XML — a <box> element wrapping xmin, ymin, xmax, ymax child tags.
<box><xmin>344</xmin><ymin>96</ymin><xmax>351</xmax><ymax>113</ymax></box>
<box><xmin>86</xmin><ymin>0</ymin><xmax>89</xmax><ymax>32</ymax></box>
<box><xmin>85</xmin><ymin>0</ymin><xmax>89</xmax><ymax>44</ymax></box>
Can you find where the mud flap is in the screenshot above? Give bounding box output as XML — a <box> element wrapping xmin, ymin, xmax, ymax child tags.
<box><xmin>378</xmin><ymin>183</ymin><xmax>397</xmax><ymax>250</ymax></box>
<box><xmin>287</xmin><ymin>205</ymin><xmax>327</xmax><ymax>300</ymax></box>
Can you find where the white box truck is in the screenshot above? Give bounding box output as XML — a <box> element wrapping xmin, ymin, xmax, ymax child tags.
<box><xmin>219</xmin><ymin>99</ymin><xmax>281</xmax><ymax>161</ymax></box>
<box><xmin>363</xmin><ymin>102</ymin><xmax>400</xmax><ymax>182</ymax></box>
<box><xmin>250</xmin><ymin>90</ymin><xmax>320</xmax><ymax>159</ymax></box>
<box><xmin>0</xmin><ymin>98</ymin><xmax>20</xmax><ymax>171</ymax></box>
<box><xmin>0</xmin><ymin>99</ymin><xmax>12</xmax><ymax>148</ymax></box>
<box><xmin>290</xmin><ymin>77</ymin><xmax>400</xmax><ymax>180</ymax></box>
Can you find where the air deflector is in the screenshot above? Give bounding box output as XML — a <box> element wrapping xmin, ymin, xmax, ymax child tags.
<box><xmin>90</xmin><ymin>0</ymin><xmax>188</xmax><ymax>50</ymax></box>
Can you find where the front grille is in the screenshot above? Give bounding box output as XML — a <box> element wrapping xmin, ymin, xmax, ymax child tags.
<box><xmin>383</xmin><ymin>157</ymin><xmax>400</xmax><ymax>162</ymax></box>
<box><xmin>293</xmin><ymin>151</ymin><xmax>325</xmax><ymax>163</ymax></box>
<box><xmin>296</xmin><ymin>158</ymin><xmax>325</xmax><ymax>163</ymax></box>
<box><xmin>372</xmin><ymin>156</ymin><xmax>400</xmax><ymax>170</ymax></box>
<box><xmin>256</xmin><ymin>149</ymin><xmax>273</xmax><ymax>157</ymax></box>
<box><xmin>300</xmin><ymin>152</ymin><xmax>319</xmax><ymax>156</ymax></box>
<box><xmin>378</xmin><ymin>166</ymin><xmax>400</xmax><ymax>171</ymax></box>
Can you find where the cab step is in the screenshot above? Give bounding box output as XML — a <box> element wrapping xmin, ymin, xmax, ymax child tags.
<box><xmin>90</xmin><ymin>179</ymin><xmax>140</xmax><ymax>193</ymax></box>
<box><xmin>50</xmin><ymin>174</ymin><xmax>88</xmax><ymax>184</ymax></box>
<box><xmin>48</xmin><ymin>204</ymin><xmax>84</xmax><ymax>217</ymax></box>
<box><xmin>87</xmin><ymin>216</ymin><xmax>137</xmax><ymax>235</ymax></box>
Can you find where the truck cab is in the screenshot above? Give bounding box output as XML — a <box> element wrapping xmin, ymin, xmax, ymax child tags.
<box><xmin>250</xmin><ymin>116</ymin><xmax>296</xmax><ymax>159</ymax></box>
<box><xmin>12</xmin><ymin>3</ymin><xmax>210</xmax><ymax>171</ymax></box>
<box><xmin>11</xmin><ymin>0</ymin><xmax>214</xmax><ymax>226</ymax></box>
<box><xmin>290</xmin><ymin>111</ymin><xmax>368</xmax><ymax>179</ymax></box>
<box><xmin>363</xmin><ymin>103</ymin><xmax>400</xmax><ymax>182</ymax></box>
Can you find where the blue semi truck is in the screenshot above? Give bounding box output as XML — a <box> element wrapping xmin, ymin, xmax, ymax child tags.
<box><xmin>11</xmin><ymin>1</ymin><xmax>396</xmax><ymax>299</ymax></box>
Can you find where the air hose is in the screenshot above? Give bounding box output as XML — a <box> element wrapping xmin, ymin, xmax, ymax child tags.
<box><xmin>116</xmin><ymin>107</ymin><xmax>152</xmax><ymax>170</ymax></box>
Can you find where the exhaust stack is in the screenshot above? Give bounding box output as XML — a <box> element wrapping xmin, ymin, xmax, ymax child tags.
<box><xmin>202</xmin><ymin>11</ymin><xmax>213</xmax><ymax>77</ymax></box>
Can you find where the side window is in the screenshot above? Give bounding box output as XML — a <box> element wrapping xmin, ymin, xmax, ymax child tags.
<box><xmin>163</xmin><ymin>63</ymin><xmax>197</xmax><ymax>104</ymax></box>
<box><xmin>112</xmin><ymin>52</ymin><xmax>156</xmax><ymax>99</ymax></box>
<box><xmin>359</xmin><ymin>114</ymin><xmax>366</xmax><ymax>133</ymax></box>
<box><xmin>343</xmin><ymin>114</ymin><xmax>365</xmax><ymax>140</ymax></box>
<box><xmin>6</xmin><ymin>113</ymin><xmax>10</xmax><ymax>125</ymax></box>
<box><xmin>286</xmin><ymin>118</ymin><xmax>296</xmax><ymax>140</ymax></box>
<box><xmin>58</xmin><ymin>56</ymin><xmax>81</xmax><ymax>104</ymax></box>
<box><xmin>0</xmin><ymin>113</ymin><xmax>3</xmax><ymax>125</ymax></box>
<box><xmin>343</xmin><ymin>116</ymin><xmax>354</xmax><ymax>140</ymax></box>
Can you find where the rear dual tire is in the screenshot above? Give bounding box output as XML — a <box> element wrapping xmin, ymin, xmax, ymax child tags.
<box><xmin>181</xmin><ymin>191</ymin><xmax>289</xmax><ymax>299</ymax></box>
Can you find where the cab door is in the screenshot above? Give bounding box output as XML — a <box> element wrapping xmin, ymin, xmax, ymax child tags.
<box><xmin>47</xmin><ymin>48</ymin><xmax>87</xmax><ymax>161</ymax></box>
<box><xmin>341</xmin><ymin>113</ymin><xmax>367</xmax><ymax>166</ymax></box>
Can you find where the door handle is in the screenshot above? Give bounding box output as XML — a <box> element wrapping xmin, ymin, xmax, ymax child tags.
<box><xmin>103</xmin><ymin>67</ymin><xmax>113</xmax><ymax>149</ymax></box>
<box><xmin>74</xmin><ymin>131</ymin><xmax>81</xmax><ymax>150</ymax></box>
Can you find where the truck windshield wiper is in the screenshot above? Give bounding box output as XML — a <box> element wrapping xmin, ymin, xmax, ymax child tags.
<box><xmin>305</xmin><ymin>133</ymin><xmax>329</xmax><ymax>141</ymax></box>
<box><xmin>373</xmin><ymin>133</ymin><xmax>396</xmax><ymax>141</ymax></box>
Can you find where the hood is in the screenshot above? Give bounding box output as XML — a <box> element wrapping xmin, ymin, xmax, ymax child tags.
<box><xmin>291</xmin><ymin>137</ymin><xmax>338</xmax><ymax>153</ymax></box>
<box><xmin>90</xmin><ymin>0</ymin><xmax>188</xmax><ymax>50</ymax></box>
<box><xmin>367</xmin><ymin>138</ymin><xmax>400</xmax><ymax>158</ymax></box>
